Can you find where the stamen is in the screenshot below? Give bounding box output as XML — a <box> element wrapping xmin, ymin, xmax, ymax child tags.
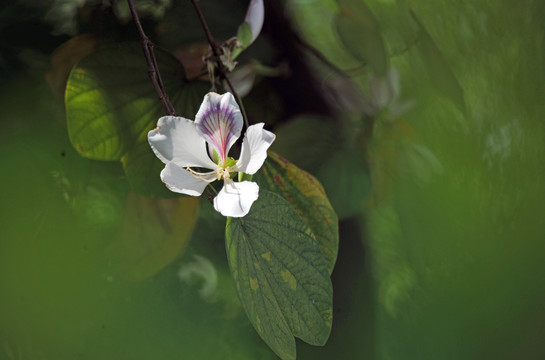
<box><xmin>185</xmin><ymin>166</ymin><xmax>217</xmax><ymax>183</ymax></box>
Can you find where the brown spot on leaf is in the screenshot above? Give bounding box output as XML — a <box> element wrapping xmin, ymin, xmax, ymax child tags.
<box><xmin>275</xmin><ymin>153</ymin><xmax>290</xmax><ymax>166</ymax></box>
<box><xmin>274</xmin><ymin>175</ymin><xmax>284</xmax><ymax>185</ymax></box>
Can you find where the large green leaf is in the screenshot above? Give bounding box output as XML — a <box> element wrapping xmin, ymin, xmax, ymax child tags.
<box><xmin>65</xmin><ymin>42</ymin><xmax>209</xmax><ymax>197</ymax></box>
<box><xmin>285</xmin><ymin>0</ymin><xmax>361</xmax><ymax>71</ymax></box>
<box><xmin>226</xmin><ymin>191</ymin><xmax>333</xmax><ymax>360</ymax></box>
<box><xmin>336</xmin><ymin>0</ymin><xmax>388</xmax><ymax>75</ymax></box>
<box><xmin>254</xmin><ymin>152</ymin><xmax>338</xmax><ymax>274</ymax></box>
<box><xmin>410</xmin><ymin>10</ymin><xmax>466</xmax><ymax>113</ymax></box>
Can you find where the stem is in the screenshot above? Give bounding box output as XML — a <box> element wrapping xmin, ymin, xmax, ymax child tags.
<box><xmin>235</xmin><ymin>93</ymin><xmax>249</xmax><ymax>128</ymax></box>
<box><xmin>205</xmin><ymin>186</ymin><xmax>216</xmax><ymax>204</ymax></box>
<box><xmin>189</xmin><ymin>0</ymin><xmax>250</xmax><ymax>128</ymax></box>
<box><xmin>127</xmin><ymin>0</ymin><xmax>176</xmax><ymax>115</ymax></box>
<box><xmin>207</xmin><ymin>184</ymin><xmax>218</xmax><ymax>195</ymax></box>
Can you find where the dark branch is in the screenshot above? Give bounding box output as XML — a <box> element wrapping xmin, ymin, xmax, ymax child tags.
<box><xmin>127</xmin><ymin>0</ymin><xmax>177</xmax><ymax>116</ymax></box>
<box><xmin>189</xmin><ymin>0</ymin><xmax>249</xmax><ymax>127</ymax></box>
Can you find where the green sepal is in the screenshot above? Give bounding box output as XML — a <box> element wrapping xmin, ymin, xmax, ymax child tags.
<box><xmin>232</xmin><ymin>22</ymin><xmax>253</xmax><ymax>59</ymax></box>
<box><xmin>226</xmin><ymin>157</ymin><xmax>237</xmax><ymax>167</ymax></box>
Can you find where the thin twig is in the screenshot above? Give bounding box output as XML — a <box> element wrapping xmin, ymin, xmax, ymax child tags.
<box><xmin>189</xmin><ymin>0</ymin><xmax>249</xmax><ymax>128</ymax></box>
<box><xmin>127</xmin><ymin>0</ymin><xmax>177</xmax><ymax>115</ymax></box>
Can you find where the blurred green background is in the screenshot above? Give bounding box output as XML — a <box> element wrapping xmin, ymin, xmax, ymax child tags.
<box><xmin>1</xmin><ymin>0</ymin><xmax>544</xmax><ymax>359</ymax></box>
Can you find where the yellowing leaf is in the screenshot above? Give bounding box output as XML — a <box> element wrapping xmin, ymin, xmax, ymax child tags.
<box><xmin>108</xmin><ymin>192</ymin><xmax>199</xmax><ymax>281</ymax></box>
<box><xmin>46</xmin><ymin>34</ymin><xmax>99</xmax><ymax>101</ymax></box>
<box><xmin>255</xmin><ymin>152</ymin><xmax>339</xmax><ymax>273</ymax></box>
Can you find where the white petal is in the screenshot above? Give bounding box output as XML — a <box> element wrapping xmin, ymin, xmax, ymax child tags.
<box><xmin>227</xmin><ymin>64</ymin><xmax>257</xmax><ymax>98</ymax></box>
<box><xmin>194</xmin><ymin>92</ymin><xmax>243</xmax><ymax>162</ymax></box>
<box><xmin>244</xmin><ymin>0</ymin><xmax>264</xmax><ymax>44</ymax></box>
<box><xmin>236</xmin><ymin>123</ymin><xmax>275</xmax><ymax>175</ymax></box>
<box><xmin>214</xmin><ymin>180</ymin><xmax>259</xmax><ymax>217</ymax></box>
<box><xmin>161</xmin><ymin>163</ymin><xmax>215</xmax><ymax>196</ymax></box>
<box><xmin>148</xmin><ymin>116</ymin><xmax>217</xmax><ymax>169</ymax></box>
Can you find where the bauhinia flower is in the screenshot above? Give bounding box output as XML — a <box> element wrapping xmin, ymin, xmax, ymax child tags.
<box><xmin>148</xmin><ymin>92</ymin><xmax>275</xmax><ymax>217</ymax></box>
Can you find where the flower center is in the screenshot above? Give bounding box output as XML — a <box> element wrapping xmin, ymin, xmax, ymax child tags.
<box><xmin>215</xmin><ymin>156</ymin><xmax>238</xmax><ymax>181</ymax></box>
<box><xmin>216</xmin><ymin>164</ymin><xmax>233</xmax><ymax>181</ymax></box>
<box><xmin>185</xmin><ymin>157</ymin><xmax>238</xmax><ymax>183</ymax></box>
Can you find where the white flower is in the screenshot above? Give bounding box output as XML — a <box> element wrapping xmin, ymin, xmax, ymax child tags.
<box><xmin>148</xmin><ymin>92</ymin><xmax>275</xmax><ymax>217</ymax></box>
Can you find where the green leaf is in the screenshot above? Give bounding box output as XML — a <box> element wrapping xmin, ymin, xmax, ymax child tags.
<box><xmin>254</xmin><ymin>152</ymin><xmax>339</xmax><ymax>274</ymax></box>
<box><xmin>226</xmin><ymin>191</ymin><xmax>333</xmax><ymax>360</ymax></box>
<box><xmin>285</xmin><ymin>0</ymin><xmax>361</xmax><ymax>71</ymax></box>
<box><xmin>121</xmin><ymin>140</ymin><xmax>173</xmax><ymax>198</ymax></box>
<box><xmin>270</xmin><ymin>115</ymin><xmax>340</xmax><ymax>172</ymax></box>
<box><xmin>410</xmin><ymin>10</ymin><xmax>466</xmax><ymax>113</ymax></box>
<box><xmin>65</xmin><ymin>42</ymin><xmax>209</xmax><ymax>197</ymax></box>
<box><xmin>335</xmin><ymin>0</ymin><xmax>388</xmax><ymax>75</ymax></box>
<box><xmin>108</xmin><ymin>192</ymin><xmax>199</xmax><ymax>281</ymax></box>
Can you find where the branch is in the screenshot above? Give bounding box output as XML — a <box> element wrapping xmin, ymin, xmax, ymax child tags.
<box><xmin>189</xmin><ymin>0</ymin><xmax>249</xmax><ymax>128</ymax></box>
<box><xmin>127</xmin><ymin>0</ymin><xmax>177</xmax><ymax>116</ymax></box>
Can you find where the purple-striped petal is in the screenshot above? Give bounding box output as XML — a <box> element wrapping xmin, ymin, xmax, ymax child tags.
<box><xmin>195</xmin><ymin>92</ymin><xmax>243</xmax><ymax>163</ymax></box>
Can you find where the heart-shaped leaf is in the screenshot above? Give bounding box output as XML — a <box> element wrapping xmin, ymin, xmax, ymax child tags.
<box><xmin>254</xmin><ymin>151</ymin><xmax>338</xmax><ymax>274</ymax></box>
<box><xmin>226</xmin><ymin>190</ymin><xmax>333</xmax><ymax>360</ymax></box>
<box><xmin>65</xmin><ymin>42</ymin><xmax>209</xmax><ymax>197</ymax></box>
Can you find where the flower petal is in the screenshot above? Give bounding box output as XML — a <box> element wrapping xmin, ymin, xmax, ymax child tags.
<box><xmin>148</xmin><ymin>116</ymin><xmax>217</xmax><ymax>169</ymax></box>
<box><xmin>214</xmin><ymin>180</ymin><xmax>259</xmax><ymax>217</ymax></box>
<box><xmin>161</xmin><ymin>163</ymin><xmax>215</xmax><ymax>196</ymax></box>
<box><xmin>236</xmin><ymin>123</ymin><xmax>275</xmax><ymax>174</ymax></box>
<box><xmin>244</xmin><ymin>0</ymin><xmax>264</xmax><ymax>45</ymax></box>
<box><xmin>195</xmin><ymin>92</ymin><xmax>243</xmax><ymax>162</ymax></box>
